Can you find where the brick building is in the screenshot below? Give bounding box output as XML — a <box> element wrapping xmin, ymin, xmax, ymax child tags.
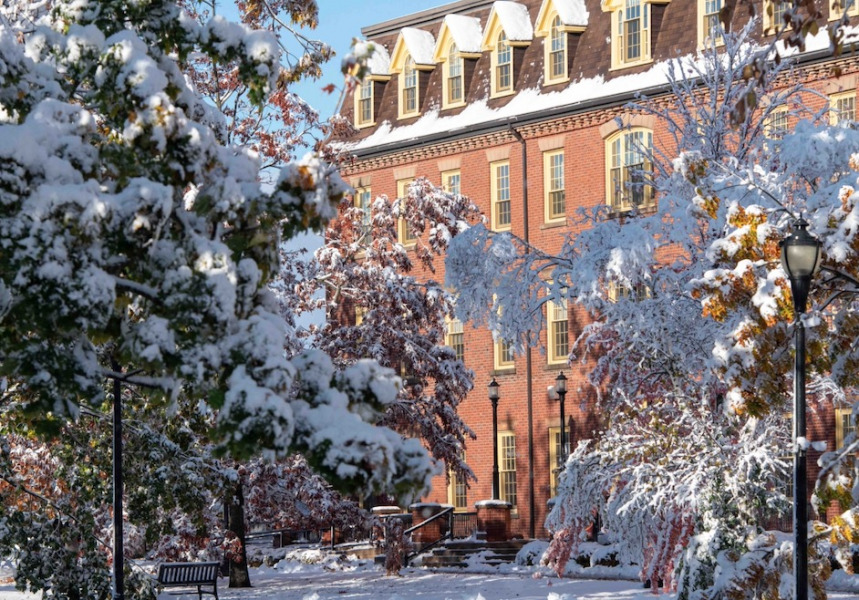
<box><xmin>334</xmin><ymin>0</ymin><xmax>859</xmax><ymax>539</ymax></box>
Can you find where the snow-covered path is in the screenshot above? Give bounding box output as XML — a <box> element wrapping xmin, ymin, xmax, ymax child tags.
<box><xmin>5</xmin><ymin>564</ymin><xmax>859</xmax><ymax>600</ymax></box>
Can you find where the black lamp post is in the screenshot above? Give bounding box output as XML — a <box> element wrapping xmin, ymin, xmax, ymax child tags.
<box><xmin>488</xmin><ymin>378</ymin><xmax>500</xmax><ymax>500</ymax></box>
<box><xmin>780</xmin><ymin>218</ymin><xmax>822</xmax><ymax>600</ymax></box>
<box><xmin>555</xmin><ymin>372</ymin><xmax>568</xmax><ymax>459</ymax></box>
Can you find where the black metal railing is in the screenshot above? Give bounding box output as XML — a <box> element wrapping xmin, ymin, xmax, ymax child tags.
<box><xmin>403</xmin><ymin>506</ymin><xmax>454</xmax><ymax>566</ymax></box>
<box><xmin>450</xmin><ymin>511</ymin><xmax>478</xmax><ymax>539</ymax></box>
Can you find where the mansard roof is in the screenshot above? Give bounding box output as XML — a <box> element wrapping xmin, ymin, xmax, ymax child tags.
<box><xmin>433</xmin><ymin>14</ymin><xmax>484</xmax><ymax>62</ymax></box>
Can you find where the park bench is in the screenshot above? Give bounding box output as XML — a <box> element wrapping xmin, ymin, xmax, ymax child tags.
<box><xmin>157</xmin><ymin>561</ymin><xmax>220</xmax><ymax>600</ymax></box>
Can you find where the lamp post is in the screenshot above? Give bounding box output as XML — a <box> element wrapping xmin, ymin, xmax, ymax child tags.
<box><xmin>110</xmin><ymin>360</ymin><xmax>125</xmax><ymax>600</ymax></box>
<box><xmin>488</xmin><ymin>378</ymin><xmax>500</xmax><ymax>500</ymax></box>
<box><xmin>555</xmin><ymin>372</ymin><xmax>568</xmax><ymax>459</ymax></box>
<box><xmin>780</xmin><ymin>218</ymin><xmax>822</xmax><ymax>600</ymax></box>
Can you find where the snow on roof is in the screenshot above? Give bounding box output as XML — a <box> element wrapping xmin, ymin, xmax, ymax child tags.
<box><xmin>492</xmin><ymin>1</ymin><xmax>534</xmax><ymax>41</ymax></box>
<box><xmin>554</xmin><ymin>0</ymin><xmax>589</xmax><ymax>27</ymax></box>
<box><xmin>366</xmin><ymin>42</ymin><xmax>391</xmax><ymax>75</ymax></box>
<box><xmin>400</xmin><ymin>27</ymin><xmax>437</xmax><ymax>65</ymax></box>
<box><xmin>443</xmin><ymin>14</ymin><xmax>484</xmax><ymax>54</ymax></box>
<box><xmin>342</xmin><ymin>27</ymin><xmax>850</xmax><ymax>154</ymax></box>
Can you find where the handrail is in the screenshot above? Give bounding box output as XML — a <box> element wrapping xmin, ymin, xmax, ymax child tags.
<box><xmin>403</xmin><ymin>506</ymin><xmax>455</xmax><ymax>566</ymax></box>
<box><xmin>404</xmin><ymin>506</ymin><xmax>454</xmax><ymax>535</ymax></box>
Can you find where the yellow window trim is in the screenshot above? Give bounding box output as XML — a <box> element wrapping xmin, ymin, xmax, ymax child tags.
<box><xmin>829</xmin><ymin>90</ymin><xmax>856</xmax><ymax>125</ymax></box>
<box><xmin>497</xmin><ymin>430</ymin><xmax>518</xmax><ymax>510</ymax></box>
<box><xmin>547</xmin><ymin>296</ymin><xmax>569</xmax><ymax>365</ymax></box>
<box><xmin>604</xmin><ymin>127</ymin><xmax>655</xmax><ymax>213</ymax></box>
<box><xmin>836</xmin><ymin>406</ymin><xmax>857</xmax><ymax>449</ymax></box>
<box><xmin>397</xmin><ymin>55</ymin><xmax>421</xmax><ymax>120</ymax></box>
<box><xmin>494</xmin><ymin>338</ymin><xmax>515</xmax><ymax>370</ymax></box>
<box><xmin>829</xmin><ymin>0</ymin><xmax>859</xmax><ymax>20</ymax></box>
<box><xmin>762</xmin><ymin>0</ymin><xmax>788</xmax><ymax>34</ymax></box>
<box><xmin>397</xmin><ymin>178</ymin><xmax>418</xmax><ymax>246</ymax></box>
<box><xmin>442</xmin><ymin>169</ymin><xmax>462</xmax><ymax>195</ymax></box>
<box><xmin>548</xmin><ymin>426</ymin><xmax>563</xmax><ymax>497</ymax></box>
<box><xmin>697</xmin><ymin>0</ymin><xmax>726</xmax><ymax>49</ymax></box>
<box><xmin>490</xmin><ymin>160</ymin><xmax>512</xmax><ymax>232</ymax></box>
<box><xmin>441</xmin><ymin>43</ymin><xmax>466</xmax><ymax>110</ymax></box>
<box><xmin>543</xmin><ymin>149</ymin><xmax>566</xmax><ymax>223</ymax></box>
<box><xmin>542</xmin><ymin>13</ymin><xmax>569</xmax><ymax>86</ymax></box>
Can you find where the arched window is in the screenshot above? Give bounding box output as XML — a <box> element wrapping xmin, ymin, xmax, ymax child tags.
<box><xmin>606</xmin><ymin>128</ymin><xmax>654</xmax><ymax>212</ymax></box>
<box><xmin>495</xmin><ymin>32</ymin><xmax>512</xmax><ymax>93</ymax></box>
<box><xmin>548</xmin><ymin>15</ymin><xmax>566</xmax><ymax>81</ymax></box>
<box><xmin>446</xmin><ymin>42</ymin><xmax>463</xmax><ymax>106</ymax></box>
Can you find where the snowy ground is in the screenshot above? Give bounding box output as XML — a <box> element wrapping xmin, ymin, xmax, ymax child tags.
<box><xmin>4</xmin><ymin>552</ymin><xmax>859</xmax><ymax>600</ymax></box>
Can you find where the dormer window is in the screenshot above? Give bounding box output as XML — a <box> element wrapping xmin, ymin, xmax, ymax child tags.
<box><xmin>355</xmin><ymin>79</ymin><xmax>374</xmax><ymax>127</ymax></box>
<box><xmin>764</xmin><ymin>0</ymin><xmax>788</xmax><ymax>34</ymax></box>
<box><xmin>698</xmin><ymin>0</ymin><xmax>724</xmax><ymax>46</ymax></box>
<box><xmin>402</xmin><ymin>56</ymin><xmax>418</xmax><ymax>116</ymax></box>
<box><xmin>548</xmin><ymin>16</ymin><xmax>567</xmax><ymax>81</ymax></box>
<box><xmin>447</xmin><ymin>43</ymin><xmax>464</xmax><ymax>106</ymax></box>
<box><xmin>495</xmin><ymin>32</ymin><xmax>513</xmax><ymax>94</ymax></box>
<box><xmin>482</xmin><ymin>1</ymin><xmax>533</xmax><ymax>98</ymax></box>
<box><xmin>604</xmin><ymin>0</ymin><xmax>662</xmax><ymax>70</ymax></box>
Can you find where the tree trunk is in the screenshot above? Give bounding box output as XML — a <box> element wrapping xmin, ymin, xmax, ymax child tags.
<box><xmin>226</xmin><ymin>480</ymin><xmax>252</xmax><ymax>588</ymax></box>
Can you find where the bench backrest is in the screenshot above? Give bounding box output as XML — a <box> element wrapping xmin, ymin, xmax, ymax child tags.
<box><xmin>157</xmin><ymin>562</ymin><xmax>220</xmax><ymax>585</ymax></box>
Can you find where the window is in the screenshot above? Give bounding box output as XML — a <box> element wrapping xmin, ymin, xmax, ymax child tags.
<box><xmin>494</xmin><ymin>32</ymin><xmax>513</xmax><ymax>95</ymax></box>
<box><xmin>830</xmin><ymin>0</ymin><xmax>859</xmax><ymax>19</ymax></box>
<box><xmin>491</xmin><ymin>160</ymin><xmax>512</xmax><ymax>231</ymax></box>
<box><xmin>444</xmin><ymin>42</ymin><xmax>464</xmax><ymax>108</ymax></box>
<box><xmin>397</xmin><ymin>178</ymin><xmax>417</xmax><ymax>245</ymax></box>
<box><xmin>830</xmin><ymin>92</ymin><xmax>856</xmax><ymax>125</ymax></box>
<box><xmin>765</xmin><ymin>107</ymin><xmax>789</xmax><ymax>139</ymax></box>
<box><xmin>447</xmin><ymin>452</ymin><xmax>469</xmax><ymax>511</ymax></box>
<box><xmin>442</xmin><ymin>169</ymin><xmax>461</xmax><ymax>196</ymax></box>
<box><xmin>606</xmin><ymin>128</ymin><xmax>654</xmax><ymax>212</ymax></box>
<box><xmin>354</xmin><ymin>187</ymin><xmax>372</xmax><ymax>244</ymax></box>
<box><xmin>611</xmin><ymin>0</ymin><xmax>651</xmax><ymax>69</ymax></box>
<box><xmin>400</xmin><ymin>55</ymin><xmax>419</xmax><ymax>118</ymax></box>
<box><xmin>494</xmin><ymin>338</ymin><xmax>515</xmax><ymax>370</ymax></box>
<box><xmin>355</xmin><ymin>306</ymin><xmax>366</xmax><ymax>326</ymax></box>
<box><xmin>548</xmin><ymin>426</ymin><xmax>563</xmax><ymax>497</ymax></box>
<box><xmin>446</xmin><ymin>318</ymin><xmax>465</xmax><ymax>362</ymax></box>
<box><xmin>546</xmin><ymin>15</ymin><xmax>567</xmax><ymax>83</ymax></box>
<box><xmin>543</xmin><ymin>150</ymin><xmax>565</xmax><ymax>222</ymax></box>
<box><xmin>699</xmin><ymin>0</ymin><xmax>724</xmax><ymax>46</ymax></box>
<box><xmin>764</xmin><ymin>0</ymin><xmax>788</xmax><ymax>34</ymax></box>
<box><xmin>498</xmin><ymin>432</ymin><xmax>518</xmax><ymax>508</ymax></box>
<box><xmin>836</xmin><ymin>407</ymin><xmax>857</xmax><ymax>449</ymax></box>
<box><xmin>547</xmin><ymin>297</ymin><xmax>569</xmax><ymax>364</ymax></box>
<box><xmin>354</xmin><ymin>79</ymin><xmax>374</xmax><ymax>128</ymax></box>
<box><xmin>607</xmin><ymin>281</ymin><xmax>652</xmax><ymax>302</ymax></box>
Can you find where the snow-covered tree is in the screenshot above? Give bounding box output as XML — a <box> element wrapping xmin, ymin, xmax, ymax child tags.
<box><xmin>0</xmin><ymin>0</ymin><xmax>435</xmax><ymax>596</ymax></box>
<box><xmin>447</xmin><ymin>19</ymin><xmax>855</xmax><ymax>597</ymax></box>
<box><xmin>308</xmin><ymin>176</ymin><xmax>481</xmax><ymax>485</ymax></box>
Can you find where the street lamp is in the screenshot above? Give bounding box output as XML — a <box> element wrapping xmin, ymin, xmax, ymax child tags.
<box><xmin>780</xmin><ymin>218</ymin><xmax>822</xmax><ymax>600</ymax></box>
<box><xmin>555</xmin><ymin>372</ymin><xmax>568</xmax><ymax>459</ymax></box>
<box><xmin>488</xmin><ymin>378</ymin><xmax>500</xmax><ymax>500</ymax></box>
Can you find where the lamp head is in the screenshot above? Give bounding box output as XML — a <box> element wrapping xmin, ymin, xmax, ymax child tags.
<box><xmin>488</xmin><ymin>377</ymin><xmax>500</xmax><ymax>401</ymax></box>
<box><xmin>780</xmin><ymin>218</ymin><xmax>822</xmax><ymax>280</ymax></box>
<box><xmin>555</xmin><ymin>371</ymin><xmax>567</xmax><ymax>395</ymax></box>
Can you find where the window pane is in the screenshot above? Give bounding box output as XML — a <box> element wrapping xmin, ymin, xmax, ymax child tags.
<box><xmin>495</xmin><ymin>163</ymin><xmax>511</xmax><ymax>227</ymax></box>
<box><xmin>499</xmin><ymin>433</ymin><xmax>517</xmax><ymax>507</ymax></box>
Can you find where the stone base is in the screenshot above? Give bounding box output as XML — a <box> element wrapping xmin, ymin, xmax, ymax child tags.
<box><xmin>475</xmin><ymin>500</ymin><xmax>512</xmax><ymax>542</ymax></box>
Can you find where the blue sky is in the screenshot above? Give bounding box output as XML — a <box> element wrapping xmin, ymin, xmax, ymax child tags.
<box><xmin>293</xmin><ymin>0</ymin><xmax>448</xmax><ymax>122</ymax></box>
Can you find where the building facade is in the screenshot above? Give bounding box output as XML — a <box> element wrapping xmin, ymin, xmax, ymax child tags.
<box><xmin>335</xmin><ymin>0</ymin><xmax>859</xmax><ymax>539</ymax></box>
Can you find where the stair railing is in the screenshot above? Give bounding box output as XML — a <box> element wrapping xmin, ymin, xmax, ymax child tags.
<box><xmin>403</xmin><ymin>505</ymin><xmax>454</xmax><ymax>566</ymax></box>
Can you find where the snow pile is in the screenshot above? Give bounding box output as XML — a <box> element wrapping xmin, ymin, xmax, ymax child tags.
<box><xmin>441</xmin><ymin>14</ymin><xmax>484</xmax><ymax>54</ymax></box>
<box><xmin>400</xmin><ymin>27</ymin><xmax>436</xmax><ymax>65</ymax></box>
<box><xmin>553</xmin><ymin>0</ymin><xmax>589</xmax><ymax>27</ymax></box>
<box><xmin>491</xmin><ymin>1</ymin><xmax>534</xmax><ymax>41</ymax></box>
